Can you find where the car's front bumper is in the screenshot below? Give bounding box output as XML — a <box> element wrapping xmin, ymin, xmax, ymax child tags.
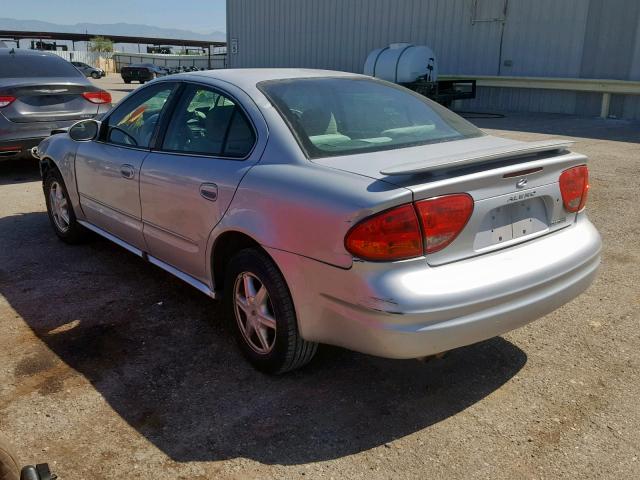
<box><xmin>266</xmin><ymin>215</ymin><xmax>601</xmax><ymax>359</ymax></box>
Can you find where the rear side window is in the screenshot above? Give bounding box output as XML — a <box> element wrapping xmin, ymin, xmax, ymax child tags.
<box><xmin>161</xmin><ymin>85</ymin><xmax>255</xmax><ymax>158</ymax></box>
<box><xmin>258</xmin><ymin>77</ymin><xmax>483</xmax><ymax>159</ymax></box>
<box><xmin>0</xmin><ymin>54</ymin><xmax>84</xmax><ymax>78</ymax></box>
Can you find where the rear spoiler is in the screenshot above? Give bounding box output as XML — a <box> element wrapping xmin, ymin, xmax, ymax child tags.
<box><xmin>380</xmin><ymin>139</ymin><xmax>575</xmax><ymax>176</ymax></box>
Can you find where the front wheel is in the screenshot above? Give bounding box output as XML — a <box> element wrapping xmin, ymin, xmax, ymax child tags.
<box><xmin>91</xmin><ymin>71</ymin><xmax>100</xmax><ymax>79</ymax></box>
<box><xmin>224</xmin><ymin>248</ymin><xmax>318</xmax><ymax>374</ymax></box>
<box><xmin>44</xmin><ymin>169</ymin><xmax>89</xmax><ymax>244</ymax></box>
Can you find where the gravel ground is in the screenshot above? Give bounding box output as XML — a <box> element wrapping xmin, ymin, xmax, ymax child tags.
<box><xmin>0</xmin><ymin>101</ymin><xmax>639</xmax><ymax>479</ymax></box>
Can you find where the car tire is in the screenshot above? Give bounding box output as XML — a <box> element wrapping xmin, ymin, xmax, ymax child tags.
<box><xmin>44</xmin><ymin>169</ymin><xmax>89</xmax><ymax>244</ymax></box>
<box><xmin>91</xmin><ymin>71</ymin><xmax>100</xmax><ymax>79</ymax></box>
<box><xmin>140</xmin><ymin>80</ymin><xmax>146</xmax><ymax>84</ymax></box>
<box><xmin>124</xmin><ymin>79</ymin><xmax>131</xmax><ymax>84</ymax></box>
<box><xmin>224</xmin><ymin>248</ymin><xmax>318</xmax><ymax>374</ymax></box>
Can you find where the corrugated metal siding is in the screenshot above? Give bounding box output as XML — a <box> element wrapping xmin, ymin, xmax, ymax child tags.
<box><xmin>228</xmin><ymin>0</ymin><xmax>505</xmax><ymax>73</ymax></box>
<box><xmin>227</xmin><ymin>0</ymin><xmax>640</xmax><ymax>119</ymax></box>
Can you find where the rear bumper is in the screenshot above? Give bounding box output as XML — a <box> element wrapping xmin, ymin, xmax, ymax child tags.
<box><xmin>266</xmin><ymin>215</ymin><xmax>601</xmax><ymax>359</ymax></box>
<box><xmin>0</xmin><ymin>137</ymin><xmax>42</xmax><ymax>159</ymax></box>
<box><xmin>0</xmin><ymin>109</ymin><xmax>108</xmax><ymax>160</ymax></box>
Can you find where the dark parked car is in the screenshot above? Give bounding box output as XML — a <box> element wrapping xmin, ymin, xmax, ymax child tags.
<box><xmin>120</xmin><ymin>63</ymin><xmax>168</xmax><ymax>84</ymax></box>
<box><xmin>0</xmin><ymin>48</ymin><xmax>112</xmax><ymax>161</ymax></box>
<box><xmin>71</xmin><ymin>60</ymin><xmax>106</xmax><ymax>79</ymax></box>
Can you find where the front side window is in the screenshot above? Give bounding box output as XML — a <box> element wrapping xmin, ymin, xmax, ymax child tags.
<box><xmin>259</xmin><ymin>77</ymin><xmax>484</xmax><ymax>159</ymax></box>
<box><xmin>104</xmin><ymin>83</ymin><xmax>175</xmax><ymax>148</ymax></box>
<box><xmin>161</xmin><ymin>85</ymin><xmax>255</xmax><ymax>158</ymax></box>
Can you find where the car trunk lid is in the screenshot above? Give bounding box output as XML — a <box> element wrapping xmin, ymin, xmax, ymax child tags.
<box><xmin>0</xmin><ymin>78</ymin><xmax>100</xmax><ymax>123</ymax></box>
<box><xmin>315</xmin><ymin>135</ymin><xmax>586</xmax><ymax>265</ymax></box>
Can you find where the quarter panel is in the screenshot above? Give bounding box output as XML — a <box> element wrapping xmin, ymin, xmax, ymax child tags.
<box><xmin>208</xmin><ymin>160</ymin><xmax>413</xmax><ymax>274</ymax></box>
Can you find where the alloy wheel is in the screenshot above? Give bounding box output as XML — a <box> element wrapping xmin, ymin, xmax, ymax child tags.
<box><xmin>234</xmin><ymin>272</ymin><xmax>277</xmax><ymax>354</ymax></box>
<box><xmin>49</xmin><ymin>181</ymin><xmax>70</xmax><ymax>232</ymax></box>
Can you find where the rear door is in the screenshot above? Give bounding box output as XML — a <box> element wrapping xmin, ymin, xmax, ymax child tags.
<box><xmin>140</xmin><ymin>81</ymin><xmax>264</xmax><ymax>283</ymax></box>
<box><xmin>75</xmin><ymin>82</ymin><xmax>179</xmax><ymax>249</ymax></box>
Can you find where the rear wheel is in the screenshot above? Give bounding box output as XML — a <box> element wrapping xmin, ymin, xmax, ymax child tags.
<box><xmin>224</xmin><ymin>248</ymin><xmax>318</xmax><ymax>374</ymax></box>
<box><xmin>44</xmin><ymin>169</ymin><xmax>89</xmax><ymax>244</ymax></box>
<box><xmin>124</xmin><ymin>79</ymin><xmax>131</xmax><ymax>84</ymax></box>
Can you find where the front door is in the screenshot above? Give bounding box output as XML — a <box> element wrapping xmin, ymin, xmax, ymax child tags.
<box><xmin>75</xmin><ymin>82</ymin><xmax>177</xmax><ymax>249</ymax></box>
<box><xmin>140</xmin><ymin>83</ymin><xmax>261</xmax><ymax>283</ymax></box>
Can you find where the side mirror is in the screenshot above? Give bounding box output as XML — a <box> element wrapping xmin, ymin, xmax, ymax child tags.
<box><xmin>68</xmin><ymin>119</ymin><xmax>100</xmax><ymax>142</ymax></box>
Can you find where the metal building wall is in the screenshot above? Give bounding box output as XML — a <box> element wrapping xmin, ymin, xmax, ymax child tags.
<box><xmin>227</xmin><ymin>0</ymin><xmax>640</xmax><ymax>119</ymax></box>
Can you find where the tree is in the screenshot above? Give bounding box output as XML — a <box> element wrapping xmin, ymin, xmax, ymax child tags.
<box><xmin>89</xmin><ymin>36</ymin><xmax>113</xmax><ymax>53</ymax></box>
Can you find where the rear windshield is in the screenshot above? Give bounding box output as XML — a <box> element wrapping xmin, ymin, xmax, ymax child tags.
<box><xmin>258</xmin><ymin>77</ymin><xmax>483</xmax><ymax>159</ymax></box>
<box><xmin>0</xmin><ymin>54</ymin><xmax>84</xmax><ymax>78</ymax></box>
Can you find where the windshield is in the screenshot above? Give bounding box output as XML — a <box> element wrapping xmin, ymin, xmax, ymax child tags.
<box><xmin>258</xmin><ymin>77</ymin><xmax>483</xmax><ymax>159</ymax></box>
<box><xmin>0</xmin><ymin>54</ymin><xmax>84</xmax><ymax>78</ymax></box>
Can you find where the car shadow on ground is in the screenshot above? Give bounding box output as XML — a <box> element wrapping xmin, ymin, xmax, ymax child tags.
<box><xmin>0</xmin><ymin>159</ymin><xmax>40</xmax><ymax>185</ymax></box>
<box><xmin>0</xmin><ymin>211</ymin><xmax>527</xmax><ymax>465</ymax></box>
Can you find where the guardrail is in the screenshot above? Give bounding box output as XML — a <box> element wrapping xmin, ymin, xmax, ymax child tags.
<box><xmin>439</xmin><ymin>75</ymin><xmax>640</xmax><ymax>118</ymax></box>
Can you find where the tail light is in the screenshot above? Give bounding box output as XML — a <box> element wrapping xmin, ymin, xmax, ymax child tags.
<box><xmin>345</xmin><ymin>193</ymin><xmax>474</xmax><ymax>261</ymax></box>
<box><xmin>559</xmin><ymin>165</ymin><xmax>589</xmax><ymax>213</ymax></box>
<box><xmin>82</xmin><ymin>91</ymin><xmax>112</xmax><ymax>104</ymax></box>
<box><xmin>415</xmin><ymin>194</ymin><xmax>474</xmax><ymax>254</ymax></box>
<box><xmin>0</xmin><ymin>96</ymin><xmax>16</xmax><ymax>107</ymax></box>
<box><xmin>345</xmin><ymin>204</ymin><xmax>423</xmax><ymax>261</ymax></box>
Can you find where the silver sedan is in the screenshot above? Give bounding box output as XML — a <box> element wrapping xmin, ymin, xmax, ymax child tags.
<box><xmin>37</xmin><ymin>69</ymin><xmax>601</xmax><ymax>373</ymax></box>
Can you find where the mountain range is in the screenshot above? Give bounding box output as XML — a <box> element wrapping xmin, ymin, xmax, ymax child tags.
<box><xmin>0</xmin><ymin>17</ymin><xmax>225</xmax><ymax>42</ymax></box>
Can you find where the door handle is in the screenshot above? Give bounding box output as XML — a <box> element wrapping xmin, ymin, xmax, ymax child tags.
<box><xmin>200</xmin><ymin>183</ymin><xmax>218</xmax><ymax>201</ymax></box>
<box><xmin>120</xmin><ymin>164</ymin><xmax>135</xmax><ymax>179</ymax></box>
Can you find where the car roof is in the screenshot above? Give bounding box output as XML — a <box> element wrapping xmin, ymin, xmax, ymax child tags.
<box><xmin>187</xmin><ymin>68</ymin><xmax>365</xmax><ymax>91</ymax></box>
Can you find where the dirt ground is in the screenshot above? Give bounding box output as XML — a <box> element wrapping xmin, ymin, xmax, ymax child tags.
<box><xmin>0</xmin><ymin>100</ymin><xmax>639</xmax><ymax>479</ymax></box>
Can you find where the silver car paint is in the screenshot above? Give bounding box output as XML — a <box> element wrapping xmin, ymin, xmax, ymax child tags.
<box><xmin>75</xmin><ymin>140</ymin><xmax>150</xmax><ymax>250</ymax></box>
<box><xmin>38</xmin><ymin>69</ymin><xmax>602</xmax><ymax>358</ymax></box>
<box><xmin>140</xmin><ymin>78</ymin><xmax>269</xmax><ymax>284</ymax></box>
<box><xmin>265</xmin><ymin>215</ymin><xmax>600</xmax><ymax>357</ymax></box>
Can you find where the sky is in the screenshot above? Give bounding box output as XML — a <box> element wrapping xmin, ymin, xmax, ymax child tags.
<box><xmin>3</xmin><ymin>0</ymin><xmax>227</xmax><ymax>33</ymax></box>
